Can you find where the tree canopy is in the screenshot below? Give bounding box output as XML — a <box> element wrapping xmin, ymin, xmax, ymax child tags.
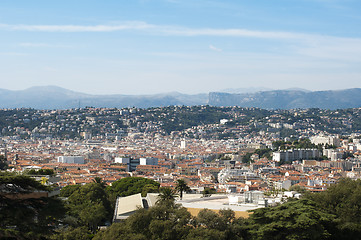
<box><xmin>65</xmin><ymin>182</ymin><xmax>112</xmax><ymax>232</ymax></box>
<box><xmin>4</xmin><ymin>174</ymin><xmax>361</xmax><ymax>240</ymax></box>
<box><xmin>0</xmin><ymin>155</ymin><xmax>8</xmax><ymax>170</ymax></box>
<box><xmin>157</xmin><ymin>187</ymin><xmax>178</xmax><ymax>206</ymax></box>
<box><xmin>175</xmin><ymin>179</ymin><xmax>191</xmax><ymax>200</ymax></box>
<box><xmin>0</xmin><ymin>172</ymin><xmax>65</xmax><ymax>239</ymax></box>
<box><xmin>305</xmin><ymin>178</ymin><xmax>361</xmax><ymax>239</ymax></box>
<box><xmin>246</xmin><ymin>199</ymin><xmax>336</xmax><ymax>240</ymax></box>
<box><xmin>106</xmin><ymin>177</ymin><xmax>160</xmax><ymax>203</ymax></box>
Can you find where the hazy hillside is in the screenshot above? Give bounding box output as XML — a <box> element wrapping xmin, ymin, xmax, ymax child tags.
<box><xmin>209</xmin><ymin>88</ymin><xmax>361</xmax><ymax>110</ymax></box>
<box><xmin>0</xmin><ymin>86</ymin><xmax>360</xmax><ymax>109</ymax></box>
<box><xmin>0</xmin><ymin>86</ymin><xmax>208</xmax><ymax>109</ymax></box>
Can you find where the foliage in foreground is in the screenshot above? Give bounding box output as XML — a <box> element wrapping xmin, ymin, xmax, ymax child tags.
<box><xmin>0</xmin><ymin>172</ymin><xmax>65</xmax><ymax>239</ymax></box>
<box><xmin>246</xmin><ymin>199</ymin><xmax>336</xmax><ymax>240</ymax></box>
<box><xmin>93</xmin><ymin>203</ymin><xmax>246</xmax><ymax>240</ymax></box>
<box><xmin>3</xmin><ymin>173</ymin><xmax>361</xmax><ymax>240</ymax></box>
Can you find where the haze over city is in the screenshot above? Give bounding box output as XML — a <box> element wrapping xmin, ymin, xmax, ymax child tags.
<box><xmin>1</xmin><ymin>0</ymin><xmax>361</xmax><ymax>95</ymax></box>
<box><xmin>3</xmin><ymin>2</ymin><xmax>361</xmax><ymax>239</ymax></box>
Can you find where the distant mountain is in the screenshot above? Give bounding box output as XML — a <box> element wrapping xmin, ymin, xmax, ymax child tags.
<box><xmin>208</xmin><ymin>88</ymin><xmax>361</xmax><ymax>109</ymax></box>
<box><xmin>0</xmin><ymin>86</ymin><xmax>360</xmax><ymax>109</ymax></box>
<box><xmin>283</xmin><ymin>87</ymin><xmax>311</xmax><ymax>92</ymax></box>
<box><xmin>0</xmin><ymin>86</ymin><xmax>208</xmax><ymax>109</ymax></box>
<box><xmin>220</xmin><ymin>87</ymin><xmax>273</xmax><ymax>94</ymax></box>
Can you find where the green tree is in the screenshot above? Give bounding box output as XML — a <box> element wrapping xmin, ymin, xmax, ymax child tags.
<box><xmin>242</xmin><ymin>152</ymin><xmax>253</xmax><ymax>164</ymax></box>
<box><xmin>92</xmin><ymin>177</ymin><xmax>106</xmax><ymax>188</ymax></box>
<box><xmin>196</xmin><ymin>209</ymin><xmax>227</xmax><ymax>231</ymax></box>
<box><xmin>305</xmin><ymin>178</ymin><xmax>361</xmax><ymax>238</ymax></box>
<box><xmin>79</xmin><ymin>201</ymin><xmax>107</xmax><ymax>233</ymax></box>
<box><xmin>94</xmin><ymin>222</ymin><xmax>147</xmax><ymax>240</ymax></box>
<box><xmin>141</xmin><ymin>183</ymin><xmax>159</xmax><ymax>197</ymax></box>
<box><xmin>0</xmin><ymin>172</ymin><xmax>65</xmax><ymax>239</ymax></box>
<box><xmin>175</xmin><ymin>179</ymin><xmax>191</xmax><ymax>200</ymax></box>
<box><xmin>245</xmin><ymin>199</ymin><xmax>336</xmax><ymax>240</ymax></box>
<box><xmin>157</xmin><ymin>187</ymin><xmax>178</xmax><ymax>206</ymax></box>
<box><xmin>65</xmin><ymin>182</ymin><xmax>112</xmax><ymax>231</ymax></box>
<box><xmin>0</xmin><ymin>155</ymin><xmax>8</xmax><ymax>170</ymax></box>
<box><xmin>26</xmin><ymin>168</ymin><xmax>55</xmax><ymax>176</ymax></box>
<box><xmin>186</xmin><ymin>228</ymin><xmax>226</xmax><ymax>240</ymax></box>
<box><xmin>107</xmin><ymin>177</ymin><xmax>160</xmax><ymax>204</ymax></box>
<box><xmin>254</xmin><ymin>148</ymin><xmax>272</xmax><ymax>159</ymax></box>
<box><xmin>51</xmin><ymin>226</ymin><xmax>93</xmax><ymax>240</ymax></box>
<box><xmin>94</xmin><ymin>202</ymin><xmax>192</xmax><ymax>240</ymax></box>
<box><xmin>60</xmin><ymin>184</ymin><xmax>81</xmax><ymax>197</ymax></box>
<box><xmin>188</xmin><ymin>208</ymin><xmax>244</xmax><ymax>240</ymax></box>
<box><xmin>202</xmin><ymin>187</ymin><xmax>216</xmax><ymax>197</ymax></box>
<box><xmin>289</xmin><ymin>185</ymin><xmax>307</xmax><ymax>194</ymax></box>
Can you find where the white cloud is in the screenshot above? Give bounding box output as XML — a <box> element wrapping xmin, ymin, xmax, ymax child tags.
<box><xmin>209</xmin><ymin>44</ymin><xmax>222</xmax><ymax>52</ymax></box>
<box><xmin>0</xmin><ymin>21</ymin><xmax>352</xmax><ymax>44</ymax></box>
<box><xmin>161</xmin><ymin>27</ymin><xmax>310</xmax><ymax>40</ymax></box>
<box><xmin>19</xmin><ymin>43</ymin><xmax>72</xmax><ymax>48</ymax></box>
<box><xmin>0</xmin><ymin>21</ymin><xmax>154</xmax><ymax>32</ymax></box>
<box><xmin>2</xmin><ymin>21</ymin><xmax>361</xmax><ymax>62</ymax></box>
<box><xmin>0</xmin><ymin>21</ymin><xmax>318</xmax><ymax>40</ymax></box>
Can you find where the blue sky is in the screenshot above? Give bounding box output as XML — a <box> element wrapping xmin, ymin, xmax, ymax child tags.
<box><xmin>1</xmin><ymin>0</ymin><xmax>361</xmax><ymax>94</ymax></box>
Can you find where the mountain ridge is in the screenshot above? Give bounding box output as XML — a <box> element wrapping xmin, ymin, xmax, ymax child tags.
<box><xmin>0</xmin><ymin>86</ymin><xmax>360</xmax><ymax>110</ymax></box>
<box><xmin>209</xmin><ymin>88</ymin><xmax>361</xmax><ymax>110</ymax></box>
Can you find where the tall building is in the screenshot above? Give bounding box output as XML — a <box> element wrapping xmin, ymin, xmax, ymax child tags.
<box><xmin>180</xmin><ymin>140</ymin><xmax>186</xmax><ymax>149</ymax></box>
<box><xmin>57</xmin><ymin>156</ymin><xmax>85</xmax><ymax>164</ymax></box>
<box><xmin>114</xmin><ymin>157</ymin><xmax>141</xmax><ymax>172</ymax></box>
<box><xmin>310</xmin><ymin>135</ymin><xmax>340</xmax><ymax>147</ymax></box>
<box><xmin>272</xmin><ymin>149</ymin><xmax>320</xmax><ymax>162</ymax></box>
<box><xmin>140</xmin><ymin>157</ymin><xmax>158</xmax><ymax>166</ymax></box>
<box><xmin>114</xmin><ymin>157</ymin><xmax>130</xmax><ymax>164</ymax></box>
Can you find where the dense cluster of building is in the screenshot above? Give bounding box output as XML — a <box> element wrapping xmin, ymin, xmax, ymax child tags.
<box><xmin>1</xmin><ymin>107</ymin><xmax>361</xmax><ymax>215</ymax></box>
<box><xmin>1</xmin><ymin>131</ymin><xmax>361</xmax><ymax>193</ymax></box>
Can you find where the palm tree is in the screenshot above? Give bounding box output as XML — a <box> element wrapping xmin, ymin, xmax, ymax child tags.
<box><xmin>92</xmin><ymin>177</ymin><xmax>106</xmax><ymax>188</ymax></box>
<box><xmin>156</xmin><ymin>187</ymin><xmax>178</xmax><ymax>205</ymax></box>
<box><xmin>175</xmin><ymin>179</ymin><xmax>191</xmax><ymax>200</ymax></box>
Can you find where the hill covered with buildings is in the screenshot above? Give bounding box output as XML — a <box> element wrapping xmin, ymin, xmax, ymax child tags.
<box><xmin>1</xmin><ymin>106</ymin><xmax>361</xmax><ymax>239</ymax></box>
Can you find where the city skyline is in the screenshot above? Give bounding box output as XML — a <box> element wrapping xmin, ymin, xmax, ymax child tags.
<box><xmin>1</xmin><ymin>0</ymin><xmax>361</xmax><ymax>95</ymax></box>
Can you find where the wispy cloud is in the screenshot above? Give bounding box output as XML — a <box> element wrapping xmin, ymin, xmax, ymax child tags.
<box><xmin>0</xmin><ymin>21</ymin><xmax>154</xmax><ymax>32</ymax></box>
<box><xmin>2</xmin><ymin>21</ymin><xmax>361</xmax><ymax>62</ymax></box>
<box><xmin>163</xmin><ymin>27</ymin><xmax>311</xmax><ymax>40</ymax></box>
<box><xmin>209</xmin><ymin>44</ymin><xmax>222</xmax><ymax>52</ymax></box>
<box><xmin>19</xmin><ymin>42</ymin><xmax>72</xmax><ymax>48</ymax></box>
<box><xmin>0</xmin><ymin>21</ymin><xmax>316</xmax><ymax>40</ymax></box>
<box><xmin>0</xmin><ymin>21</ymin><xmax>351</xmax><ymax>44</ymax></box>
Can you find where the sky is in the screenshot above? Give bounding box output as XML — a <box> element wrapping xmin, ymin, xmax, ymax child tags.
<box><xmin>0</xmin><ymin>0</ymin><xmax>361</xmax><ymax>95</ymax></box>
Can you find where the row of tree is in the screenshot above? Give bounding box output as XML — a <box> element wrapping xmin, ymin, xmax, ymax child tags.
<box><xmin>0</xmin><ymin>173</ymin><xmax>193</xmax><ymax>239</ymax></box>
<box><xmin>94</xmin><ymin>178</ymin><xmax>361</xmax><ymax>240</ymax></box>
<box><xmin>2</xmin><ymin>171</ymin><xmax>361</xmax><ymax>239</ymax></box>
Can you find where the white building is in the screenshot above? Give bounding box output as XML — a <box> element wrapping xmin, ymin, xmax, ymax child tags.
<box><xmin>140</xmin><ymin>157</ymin><xmax>158</xmax><ymax>165</ymax></box>
<box><xmin>220</xmin><ymin>119</ymin><xmax>229</xmax><ymax>125</ymax></box>
<box><xmin>272</xmin><ymin>149</ymin><xmax>320</xmax><ymax>162</ymax></box>
<box><xmin>180</xmin><ymin>140</ymin><xmax>186</xmax><ymax>149</ymax></box>
<box><xmin>114</xmin><ymin>158</ymin><xmax>141</xmax><ymax>172</ymax></box>
<box><xmin>57</xmin><ymin>156</ymin><xmax>85</xmax><ymax>164</ymax></box>
<box><xmin>218</xmin><ymin>168</ymin><xmax>257</xmax><ymax>184</ymax></box>
<box><xmin>114</xmin><ymin>157</ymin><xmax>130</xmax><ymax>164</ymax></box>
<box><xmin>310</xmin><ymin>135</ymin><xmax>340</xmax><ymax>147</ymax></box>
<box><xmin>323</xmin><ymin>149</ymin><xmax>343</xmax><ymax>161</ymax></box>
